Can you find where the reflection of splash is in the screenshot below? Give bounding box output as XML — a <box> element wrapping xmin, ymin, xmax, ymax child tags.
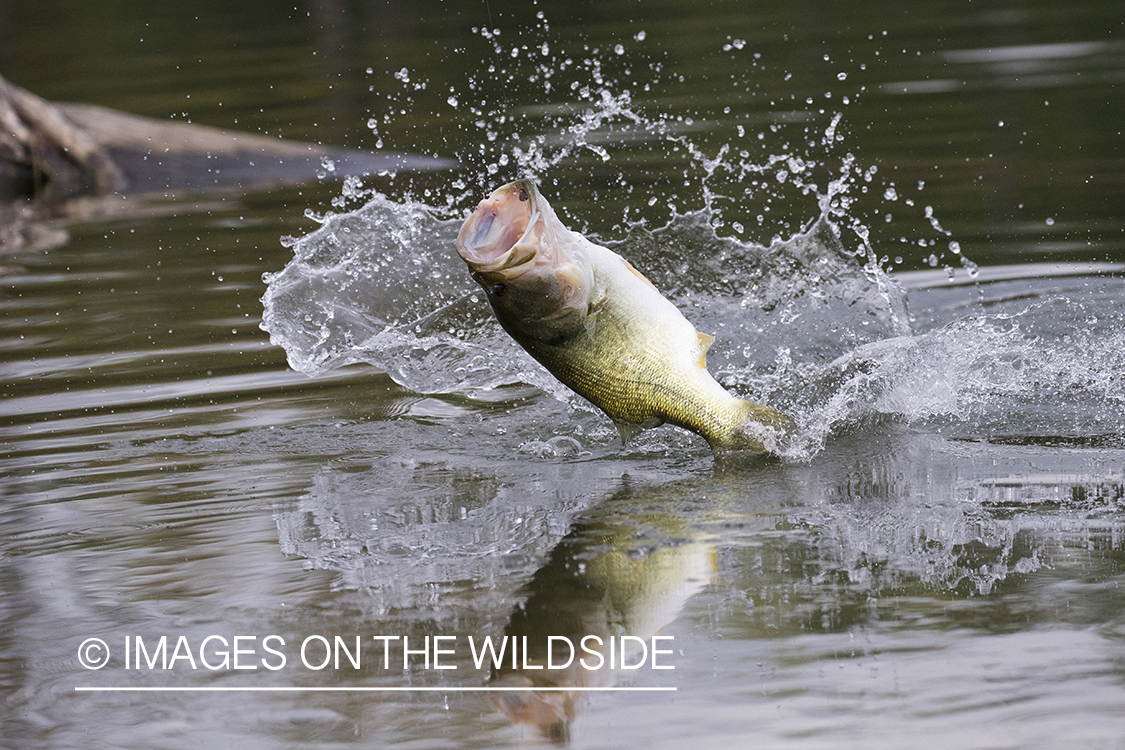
<box><xmin>272</xmin><ymin>426</ymin><xmax>1125</xmax><ymax>734</ymax></box>
<box><xmin>711</xmin><ymin>430</ymin><xmax>1125</xmax><ymax>635</ymax></box>
<box><xmin>276</xmin><ymin>434</ymin><xmax>1125</xmax><ymax>613</ymax></box>
<box><xmin>273</xmin><ymin>457</ymin><xmax>572</xmax><ymax>612</ymax></box>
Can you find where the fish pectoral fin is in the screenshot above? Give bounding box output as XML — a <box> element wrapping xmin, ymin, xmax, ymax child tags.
<box><xmin>696</xmin><ymin>331</ymin><xmax>715</xmax><ymax>368</ymax></box>
<box><xmin>584</xmin><ymin>293</ymin><xmax>608</xmax><ymax>338</ymax></box>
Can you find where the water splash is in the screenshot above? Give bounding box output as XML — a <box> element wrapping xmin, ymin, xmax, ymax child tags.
<box><xmin>774</xmin><ymin>301</ymin><xmax>1125</xmax><ymax>460</ymax></box>
<box><xmin>260</xmin><ymin>186</ymin><xmax>910</xmax><ymax>406</ymax></box>
<box><xmin>261</xmin><ymin>194</ymin><xmax>554</xmax><ymax>394</ymax></box>
<box><xmin>261</xmin><ymin>15</ymin><xmax>1125</xmax><ymax>460</ymax></box>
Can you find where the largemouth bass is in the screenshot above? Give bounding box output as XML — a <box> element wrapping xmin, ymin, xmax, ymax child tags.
<box><xmin>455</xmin><ymin>179</ymin><xmax>792</xmax><ymax>455</ymax></box>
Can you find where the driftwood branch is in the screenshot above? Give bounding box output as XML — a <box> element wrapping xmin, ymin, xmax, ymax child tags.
<box><xmin>0</xmin><ymin>75</ymin><xmax>126</xmax><ymax>197</ymax></box>
<box><xmin>0</xmin><ymin>73</ymin><xmax>456</xmax><ymax>203</ymax></box>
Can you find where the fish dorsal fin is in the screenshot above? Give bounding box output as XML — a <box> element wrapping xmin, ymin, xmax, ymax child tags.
<box><xmin>696</xmin><ymin>331</ymin><xmax>714</xmax><ymax>368</ymax></box>
<box><xmin>622</xmin><ymin>258</ymin><xmax>659</xmax><ymax>291</ymax></box>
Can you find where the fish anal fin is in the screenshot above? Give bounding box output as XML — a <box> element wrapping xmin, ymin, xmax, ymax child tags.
<box><xmin>613</xmin><ymin>417</ymin><xmax>663</xmax><ymax>446</ymax></box>
<box><xmin>696</xmin><ymin>331</ymin><xmax>715</xmax><ymax>368</ymax></box>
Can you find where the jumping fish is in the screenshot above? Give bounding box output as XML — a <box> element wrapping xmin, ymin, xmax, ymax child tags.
<box><xmin>455</xmin><ymin>179</ymin><xmax>793</xmax><ymax>455</ymax></box>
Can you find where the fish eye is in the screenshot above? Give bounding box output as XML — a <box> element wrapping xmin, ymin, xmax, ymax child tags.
<box><xmin>517</xmin><ymin>187</ymin><xmax>529</xmax><ymax>202</ymax></box>
<box><xmin>491</xmin><ymin>283</ymin><xmax>507</xmax><ymax>297</ymax></box>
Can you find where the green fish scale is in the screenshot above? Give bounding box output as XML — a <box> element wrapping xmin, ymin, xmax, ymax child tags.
<box><xmin>521</xmin><ymin>329</ymin><xmax>740</xmax><ymax>449</ymax></box>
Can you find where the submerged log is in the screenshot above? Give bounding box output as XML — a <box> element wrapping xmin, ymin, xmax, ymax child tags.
<box><xmin>0</xmin><ymin>75</ymin><xmax>126</xmax><ymax>199</ymax></box>
<box><xmin>0</xmin><ymin>74</ymin><xmax>456</xmax><ymax>201</ymax></box>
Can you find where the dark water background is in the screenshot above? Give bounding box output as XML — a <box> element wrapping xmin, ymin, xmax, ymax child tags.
<box><xmin>2</xmin><ymin>1</ymin><xmax>1125</xmax><ymax>748</ymax></box>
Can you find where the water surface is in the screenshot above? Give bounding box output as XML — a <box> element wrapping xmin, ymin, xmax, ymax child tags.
<box><xmin>2</xmin><ymin>1</ymin><xmax>1125</xmax><ymax>748</ymax></box>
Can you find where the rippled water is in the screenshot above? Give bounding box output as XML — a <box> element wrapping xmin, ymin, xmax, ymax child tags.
<box><xmin>3</xmin><ymin>1</ymin><xmax>1125</xmax><ymax>748</ymax></box>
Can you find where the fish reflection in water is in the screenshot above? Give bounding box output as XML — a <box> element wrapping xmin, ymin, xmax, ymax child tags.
<box><xmin>488</xmin><ymin>493</ymin><xmax>715</xmax><ymax>742</ymax></box>
<box><xmin>273</xmin><ymin>429</ymin><xmax>1125</xmax><ymax>742</ymax></box>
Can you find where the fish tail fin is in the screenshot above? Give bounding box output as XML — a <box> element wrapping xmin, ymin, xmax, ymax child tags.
<box><xmin>709</xmin><ymin>399</ymin><xmax>795</xmax><ymax>456</ymax></box>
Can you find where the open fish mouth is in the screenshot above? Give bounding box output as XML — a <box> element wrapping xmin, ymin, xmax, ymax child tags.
<box><xmin>456</xmin><ymin>179</ymin><xmax>542</xmax><ymax>276</ymax></box>
<box><xmin>456</xmin><ymin>179</ymin><xmax>597</xmax><ymax>342</ymax></box>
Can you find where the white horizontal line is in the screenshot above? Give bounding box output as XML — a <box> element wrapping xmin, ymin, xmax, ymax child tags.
<box><xmin>894</xmin><ymin>261</ymin><xmax>1125</xmax><ymax>290</ymax></box>
<box><xmin>75</xmin><ymin>686</ymin><xmax>675</xmax><ymax>693</ymax></box>
<box><xmin>942</xmin><ymin>41</ymin><xmax>1111</xmax><ymax>63</ymax></box>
